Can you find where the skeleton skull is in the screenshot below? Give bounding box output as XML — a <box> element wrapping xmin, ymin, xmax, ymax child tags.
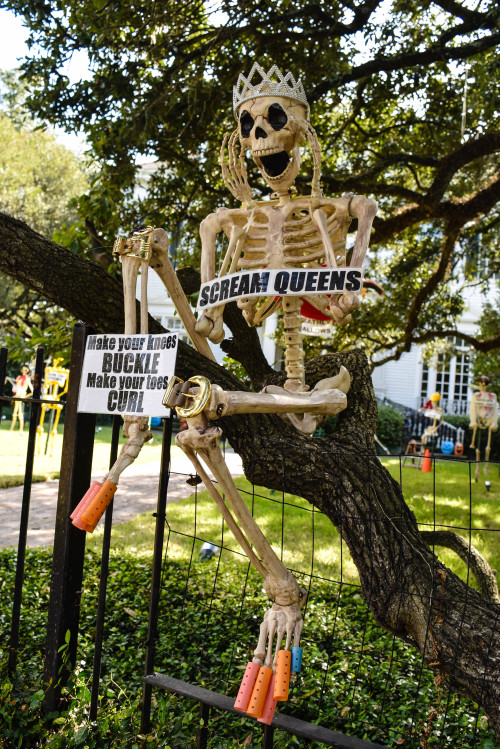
<box><xmin>238</xmin><ymin>95</ymin><xmax>307</xmax><ymax>192</ymax></box>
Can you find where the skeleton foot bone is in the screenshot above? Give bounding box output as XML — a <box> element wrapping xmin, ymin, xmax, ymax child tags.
<box><xmin>234</xmin><ymin>600</ymin><xmax>305</xmax><ymax>723</ymax></box>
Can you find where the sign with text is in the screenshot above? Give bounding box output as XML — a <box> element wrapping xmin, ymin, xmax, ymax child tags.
<box><xmin>197</xmin><ymin>267</ymin><xmax>364</xmax><ymax>311</ymax></box>
<box><xmin>301</xmin><ymin>320</ymin><xmax>333</xmax><ymax>337</ymax></box>
<box><xmin>78</xmin><ymin>333</ymin><xmax>178</xmax><ymax>416</ymax></box>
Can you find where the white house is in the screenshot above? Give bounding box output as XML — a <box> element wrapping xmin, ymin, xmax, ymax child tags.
<box><xmin>371</xmin><ymin>282</ymin><xmax>496</xmax><ymax>415</ymax></box>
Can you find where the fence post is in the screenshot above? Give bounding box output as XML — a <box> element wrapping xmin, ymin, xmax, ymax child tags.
<box><xmin>8</xmin><ymin>347</ymin><xmax>44</xmax><ymax>671</ymax></box>
<box><xmin>141</xmin><ymin>416</ymin><xmax>174</xmax><ymax>731</ymax></box>
<box><xmin>43</xmin><ymin>323</ymin><xmax>96</xmax><ymax>712</ymax></box>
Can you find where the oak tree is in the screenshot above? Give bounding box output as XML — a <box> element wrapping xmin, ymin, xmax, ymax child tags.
<box><xmin>0</xmin><ymin>0</ymin><xmax>499</xmax><ymax>738</ymax></box>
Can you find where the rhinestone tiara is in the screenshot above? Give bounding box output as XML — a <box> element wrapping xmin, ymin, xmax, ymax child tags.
<box><xmin>233</xmin><ymin>63</ymin><xmax>309</xmax><ymax>119</ymax></box>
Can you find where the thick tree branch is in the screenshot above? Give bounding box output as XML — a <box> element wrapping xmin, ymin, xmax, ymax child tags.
<box><xmin>421</xmin><ymin>530</ymin><xmax>500</xmax><ymax>603</ymax></box>
<box><xmin>412</xmin><ymin>329</ymin><xmax>500</xmax><ymax>353</ymax></box>
<box><xmin>403</xmin><ymin>228</ymin><xmax>460</xmax><ymax>346</ymax></box>
<box><xmin>310</xmin><ymin>29</ymin><xmax>500</xmax><ymax>98</ymax></box>
<box><xmin>426</xmin><ymin>132</ymin><xmax>500</xmax><ymax>205</ymax></box>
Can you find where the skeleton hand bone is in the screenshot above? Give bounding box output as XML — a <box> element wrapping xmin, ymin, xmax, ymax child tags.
<box><xmin>329</xmin><ymin>292</ymin><xmax>361</xmax><ymax>325</ymax></box>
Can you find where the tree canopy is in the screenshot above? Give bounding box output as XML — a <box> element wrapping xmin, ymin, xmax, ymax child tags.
<box><xmin>0</xmin><ymin>92</ymin><xmax>87</xmax><ymax>361</ymax></box>
<box><xmin>3</xmin><ymin>0</ymin><xmax>499</xmax><ymax>365</ymax></box>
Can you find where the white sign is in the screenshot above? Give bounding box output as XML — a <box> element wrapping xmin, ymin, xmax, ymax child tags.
<box><xmin>197</xmin><ymin>267</ymin><xmax>364</xmax><ymax>311</ymax></box>
<box><xmin>301</xmin><ymin>320</ymin><xmax>333</xmax><ymax>337</ymax></box>
<box><xmin>77</xmin><ymin>333</ymin><xmax>178</xmax><ymax>417</ymax></box>
<box><xmin>46</xmin><ymin>369</ymin><xmax>68</xmax><ymax>386</ymax></box>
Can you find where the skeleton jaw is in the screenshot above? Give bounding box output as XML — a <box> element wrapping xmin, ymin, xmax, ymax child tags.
<box><xmin>253</xmin><ymin>144</ymin><xmax>301</xmax><ymax>193</ymax></box>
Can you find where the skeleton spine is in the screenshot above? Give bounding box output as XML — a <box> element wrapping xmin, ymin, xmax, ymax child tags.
<box><xmin>282</xmin><ymin>296</ymin><xmax>305</xmax><ymax>390</ymax></box>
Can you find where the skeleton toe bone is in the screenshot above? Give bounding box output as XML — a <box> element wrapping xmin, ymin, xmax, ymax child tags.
<box><xmin>254</xmin><ymin>601</ymin><xmax>305</xmax><ymax>668</ymax></box>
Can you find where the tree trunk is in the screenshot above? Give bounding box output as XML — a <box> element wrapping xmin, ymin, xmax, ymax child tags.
<box><xmin>216</xmin><ymin>351</ymin><xmax>500</xmax><ymax>739</ymax></box>
<box><xmin>1</xmin><ymin>213</ymin><xmax>498</xmax><ymax>737</ymax></box>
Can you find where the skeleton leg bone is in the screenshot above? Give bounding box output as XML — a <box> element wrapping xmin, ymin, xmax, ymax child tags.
<box><xmin>176</xmin><ymin>415</ymin><xmax>306</xmax><ymax>717</ymax></box>
<box><xmin>484</xmin><ymin>427</ymin><xmax>492</xmax><ymax>479</ymax></box>
<box><xmin>73</xmin><ymin>242</ymin><xmax>153</xmax><ymax>532</ymax></box>
<box><xmin>168</xmin><ymin>372</ymin><xmax>351</xmax><ymax>716</ymax></box>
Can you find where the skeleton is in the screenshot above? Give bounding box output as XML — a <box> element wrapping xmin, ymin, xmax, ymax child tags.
<box><xmin>194</xmin><ymin>67</ymin><xmax>376</xmax><ymax>436</ymax></box>
<box><xmin>469</xmin><ymin>375</ymin><xmax>498</xmax><ymax>482</ymax></box>
<box><xmin>73</xmin><ymin>64</ymin><xmax>377</xmax><ymax>718</ymax></box>
<box><xmin>165</xmin><ymin>64</ymin><xmax>377</xmax><ymax>715</ymax></box>
<box><xmin>6</xmin><ymin>366</ymin><xmax>32</xmax><ymax>433</ymax></box>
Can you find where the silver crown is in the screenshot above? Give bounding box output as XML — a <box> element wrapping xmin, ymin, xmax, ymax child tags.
<box><xmin>233</xmin><ymin>63</ymin><xmax>309</xmax><ymax>119</ymax></box>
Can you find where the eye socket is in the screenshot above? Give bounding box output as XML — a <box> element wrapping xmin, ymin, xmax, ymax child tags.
<box><xmin>240</xmin><ymin>110</ymin><xmax>254</xmax><ymax>138</ymax></box>
<box><xmin>268</xmin><ymin>103</ymin><xmax>288</xmax><ymax>131</ymax></box>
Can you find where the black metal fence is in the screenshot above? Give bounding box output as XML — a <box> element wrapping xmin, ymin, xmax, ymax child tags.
<box><xmin>1</xmin><ymin>324</ymin><xmax>499</xmax><ymax>748</ymax></box>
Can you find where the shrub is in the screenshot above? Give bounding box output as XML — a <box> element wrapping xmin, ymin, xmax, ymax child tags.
<box><xmin>376</xmin><ymin>404</ymin><xmax>404</xmax><ymax>447</ymax></box>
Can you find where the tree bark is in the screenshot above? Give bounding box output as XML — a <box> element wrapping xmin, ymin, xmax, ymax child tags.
<box><xmin>1</xmin><ymin>212</ymin><xmax>498</xmax><ymax>737</ymax></box>
<box><xmin>421</xmin><ymin>530</ymin><xmax>500</xmax><ymax>604</ymax></box>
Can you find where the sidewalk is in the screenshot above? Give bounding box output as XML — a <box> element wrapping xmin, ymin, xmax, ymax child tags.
<box><xmin>0</xmin><ymin>451</ymin><xmax>243</xmax><ymax>549</ymax></box>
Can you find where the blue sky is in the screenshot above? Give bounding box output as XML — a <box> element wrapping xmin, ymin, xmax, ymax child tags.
<box><xmin>0</xmin><ymin>10</ymin><xmax>88</xmax><ymax>152</ymax></box>
<box><xmin>0</xmin><ymin>10</ymin><xmax>29</xmax><ymax>70</ymax></box>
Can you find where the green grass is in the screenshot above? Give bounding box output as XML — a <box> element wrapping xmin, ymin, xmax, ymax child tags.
<box><xmin>0</xmin><ymin>423</ymin><xmax>164</xmax><ymax>488</ymax></box>
<box><xmin>384</xmin><ymin>457</ymin><xmax>500</xmax><ymax>585</ymax></box>
<box><xmin>88</xmin><ymin>457</ymin><xmax>500</xmax><ymax>598</ymax></box>
<box><xmin>1</xmin><ymin>434</ymin><xmax>499</xmax><ymax>746</ymax></box>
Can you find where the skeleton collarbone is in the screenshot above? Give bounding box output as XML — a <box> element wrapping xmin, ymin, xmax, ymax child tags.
<box><xmin>216</xmin><ymin>194</ymin><xmax>352</xmax><ymax>270</ymax></box>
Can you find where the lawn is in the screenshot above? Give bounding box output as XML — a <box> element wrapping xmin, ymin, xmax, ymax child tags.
<box><xmin>0</xmin><ymin>422</ymin><xmax>164</xmax><ymax>488</ymax></box>
<box><xmin>88</xmin><ymin>456</ymin><xmax>500</xmax><ymax>598</ymax></box>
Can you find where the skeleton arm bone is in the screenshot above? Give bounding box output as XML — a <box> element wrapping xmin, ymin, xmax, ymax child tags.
<box><xmin>147</xmin><ymin>228</ymin><xmax>215</xmax><ymax>361</ymax></box>
<box><xmin>349</xmin><ymin>195</ymin><xmax>378</xmax><ymax>267</ymax></box>
<box><xmin>72</xmin><ymin>237</ymin><xmax>152</xmax><ymax>532</ymax></box>
<box><xmin>311</xmin><ymin>209</ymin><xmax>338</xmax><ymax>268</ymax></box>
<box><xmin>326</xmin><ymin>196</ymin><xmax>378</xmax><ymax>324</ymax></box>
<box><xmin>194</xmin><ymin>212</ymin><xmax>227</xmax><ymax>343</ymax></box>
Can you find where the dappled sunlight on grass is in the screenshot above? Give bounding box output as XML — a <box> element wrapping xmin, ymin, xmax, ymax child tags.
<box><xmin>89</xmin><ymin>455</ymin><xmax>499</xmax><ymax>598</ymax></box>
<box><xmin>382</xmin><ymin>457</ymin><xmax>500</xmax><ymax>592</ymax></box>
<box><xmin>161</xmin><ymin>477</ymin><xmax>357</xmax><ymax>583</ymax></box>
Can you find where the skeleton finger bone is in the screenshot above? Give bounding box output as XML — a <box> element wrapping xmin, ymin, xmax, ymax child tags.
<box><xmin>329</xmin><ymin>292</ymin><xmax>360</xmax><ymax>324</ymax></box>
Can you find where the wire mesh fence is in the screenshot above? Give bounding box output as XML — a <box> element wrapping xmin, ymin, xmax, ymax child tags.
<box><xmin>145</xmin><ymin>432</ymin><xmax>499</xmax><ymax>748</ymax></box>
<box><xmin>1</xmin><ymin>329</ymin><xmax>498</xmax><ymax>747</ymax></box>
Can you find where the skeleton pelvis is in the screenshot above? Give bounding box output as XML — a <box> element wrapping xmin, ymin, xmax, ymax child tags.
<box><xmin>263</xmin><ymin>367</ymin><xmax>351</xmax><ymax>435</ymax></box>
